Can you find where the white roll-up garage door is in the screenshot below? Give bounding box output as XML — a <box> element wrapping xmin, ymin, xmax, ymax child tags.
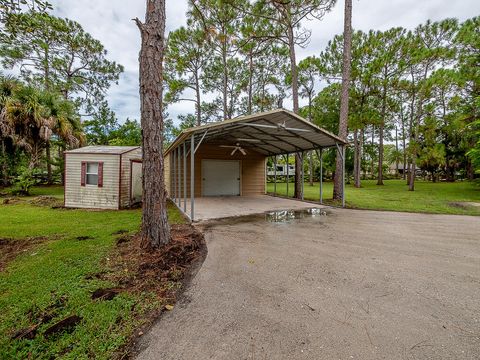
<box><xmin>202</xmin><ymin>160</ymin><xmax>240</xmax><ymax>196</ymax></box>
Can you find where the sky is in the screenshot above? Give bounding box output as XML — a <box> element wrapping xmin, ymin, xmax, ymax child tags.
<box><xmin>51</xmin><ymin>0</ymin><xmax>479</xmax><ymax>125</ymax></box>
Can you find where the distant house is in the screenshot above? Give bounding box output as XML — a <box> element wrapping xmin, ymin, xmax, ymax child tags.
<box><xmin>64</xmin><ymin>146</ymin><xmax>142</xmax><ymax>209</ymax></box>
<box><xmin>267</xmin><ymin>164</ymin><xmax>295</xmax><ymax>177</ymax></box>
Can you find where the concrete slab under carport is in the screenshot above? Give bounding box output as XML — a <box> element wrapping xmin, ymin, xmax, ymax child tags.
<box><xmin>179</xmin><ymin>195</ymin><xmax>324</xmax><ymax>222</ymax></box>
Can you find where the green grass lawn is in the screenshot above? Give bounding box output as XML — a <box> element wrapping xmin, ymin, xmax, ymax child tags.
<box><xmin>27</xmin><ymin>184</ymin><xmax>65</xmax><ymax>198</ymax></box>
<box><xmin>0</xmin><ymin>187</ymin><xmax>184</xmax><ymax>359</ymax></box>
<box><xmin>267</xmin><ymin>179</ymin><xmax>480</xmax><ymax>215</ymax></box>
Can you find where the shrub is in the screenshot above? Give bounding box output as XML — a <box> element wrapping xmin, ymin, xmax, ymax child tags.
<box><xmin>10</xmin><ymin>167</ymin><xmax>39</xmax><ymax>195</ymax></box>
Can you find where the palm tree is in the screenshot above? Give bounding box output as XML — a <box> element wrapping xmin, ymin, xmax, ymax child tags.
<box><xmin>1</xmin><ymin>84</ymin><xmax>48</xmax><ymax>168</ymax></box>
<box><xmin>0</xmin><ymin>76</ymin><xmax>84</xmax><ymax>170</ymax></box>
<box><xmin>0</xmin><ymin>75</ymin><xmax>21</xmax><ymax>184</ymax></box>
<box><xmin>43</xmin><ymin>92</ymin><xmax>85</xmax><ymax>184</ymax></box>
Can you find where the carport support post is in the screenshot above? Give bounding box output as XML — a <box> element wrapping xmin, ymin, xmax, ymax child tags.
<box><xmin>336</xmin><ymin>143</ymin><xmax>346</xmax><ymax>208</ymax></box>
<box><xmin>273</xmin><ymin>156</ymin><xmax>277</xmax><ymax>196</ymax></box>
<box><xmin>319</xmin><ymin>148</ymin><xmax>323</xmax><ymax>204</ymax></box>
<box><xmin>183</xmin><ymin>141</ymin><xmax>187</xmax><ymax>213</ymax></box>
<box><xmin>342</xmin><ymin>145</ymin><xmax>346</xmax><ymax>208</ymax></box>
<box><xmin>286</xmin><ymin>153</ymin><xmax>289</xmax><ymax>198</ymax></box>
<box><xmin>177</xmin><ymin>146</ymin><xmax>181</xmax><ymax>208</ymax></box>
<box><xmin>190</xmin><ymin>135</ymin><xmax>195</xmax><ymax>221</ymax></box>
<box><xmin>287</xmin><ymin>153</ymin><xmax>290</xmax><ymax>197</ymax></box>
<box><xmin>301</xmin><ymin>152</ymin><xmax>304</xmax><ymax>201</ymax></box>
<box><xmin>172</xmin><ymin>147</ymin><xmax>176</xmax><ymax>203</ymax></box>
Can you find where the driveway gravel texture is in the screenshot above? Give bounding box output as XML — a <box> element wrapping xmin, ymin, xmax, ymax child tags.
<box><xmin>136</xmin><ymin>208</ymin><xmax>480</xmax><ymax>360</ymax></box>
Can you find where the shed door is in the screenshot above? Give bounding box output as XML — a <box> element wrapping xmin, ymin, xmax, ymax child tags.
<box><xmin>202</xmin><ymin>160</ymin><xmax>240</xmax><ymax>196</ymax></box>
<box><xmin>131</xmin><ymin>161</ymin><xmax>142</xmax><ymax>203</ymax></box>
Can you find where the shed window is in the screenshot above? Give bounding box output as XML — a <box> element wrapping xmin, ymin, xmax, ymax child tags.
<box><xmin>81</xmin><ymin>161</ymin><xmax>103</xmax><ymax>187</ymax></box>
<box><xmin>86</xmin><ymin>162</ymin><xmax>99</xmax><ymax>185</ymax></box>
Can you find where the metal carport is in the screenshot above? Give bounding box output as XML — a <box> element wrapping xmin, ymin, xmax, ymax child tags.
<box><xmin>165</xmin><ymin>109</ymin><xmax>348</xmax><ymax>221</ymax></box>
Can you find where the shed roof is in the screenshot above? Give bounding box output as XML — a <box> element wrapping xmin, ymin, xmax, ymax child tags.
<box><xmin>65</xmin><ymin>146</ymin><xmax>140</xmax><ymax>155</ymax></box>
<box><xmin>165</xmin><ymin>109</ymin><xmax>347</xmax><ymax>156</ymax></box>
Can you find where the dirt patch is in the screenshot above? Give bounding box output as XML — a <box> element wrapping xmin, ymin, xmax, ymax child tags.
<box><xmin>11</xmin><ymin>324</ymin><xmax>39</xmax><ymax>340</ymax></box>
<box><xmin>91</xmin><ymin>288</ymin><xmax>121</xmax><ymax>301</ymax></box>
<box><xmin>0</xmin><ymin>237</ymin><xmax>49</xmax><ymax>271</ymax></box>
<box><xmin>11</xmin><ymin>293</ymin><xmax>69</xmax><ymax>340</ymax></box>
<box><xmin>106</xmin><ymin>223</ymin><xmax>206</xmax><ymax>297</ymax></box>
<box><xmin>459</xmin><ymin>201</ymin><xmax>480</xmax><ymax>208</ymax></box>
<box><xmin>2</xmin><ymin>197</ymin><xmax>24</xmax><ymax>205</ymax></box>
<box><xmin>43</xmin><ymin>315</ymin><xmax>82</xmax><ymax>337</ymax></box>
<box><xmin>104</xmin><ymin>223</ymin><xmax>207</xmax><ymax>358</ymax></box>
<box><xmin>75</xmin><ymin>235</ymin><xmax>94</xmax><ymax>241</ymax></box>
<box><xmin>448</xmin><ymin>201</ymin><xmax>480</xmax><ymax>210</ymax></box>
<box><xmin>112</xmin><ymin>229</ymin><xmax>129</xmax><ymax>235</ymax></box>
<box><xmin>29</xmin><ymin>196</ymin><xmax>62</xmax><ymax>207</ymax></box>
<box><xmin>84</xmin><ymin>271</ymin><xmax>109</xmax><ymax>280</ymax></box>
<box><xmin>116</xmin><ymin>233</ymin><xmax>135</xmax><ymax>245</ymax></box>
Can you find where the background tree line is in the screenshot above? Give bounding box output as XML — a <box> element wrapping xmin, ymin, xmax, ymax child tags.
<box><xmin>164</xmin><ymin>1</ymin><xmax>479</xmax><ymax>190</ymax></box>
<box><xmin>1</xmin><ymin>0</ymin><xmax>478</xmax><ymax>195</ymax></box>
<box><xmin>0</xmin><ymin>1</ymin><xmax>141</xmax><ymax>192</ymax></box>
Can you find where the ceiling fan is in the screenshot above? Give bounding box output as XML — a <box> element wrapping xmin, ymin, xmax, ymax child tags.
<box><xmin>219</xmin><ymin>143</ymin><xmax>247</xmax><ymax>156</ymax></box>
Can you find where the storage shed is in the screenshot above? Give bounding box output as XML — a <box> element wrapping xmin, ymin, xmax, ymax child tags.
<box><xmin>64</xmin><ymin>146</ymin><xmax>142</xmax><ymax>209</ymax></box>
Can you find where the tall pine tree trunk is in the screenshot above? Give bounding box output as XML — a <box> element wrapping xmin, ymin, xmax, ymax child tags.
<box><xmin>247</xmin><ymin>49</ymin><xmax>253</xmax><ymax>115</ymax></box>
<box><xmin>309</xmin><ymin>152</ymin><xmax>314</xmax><ymax>186</ymax></box>
<box><xmin>377</xmin><ymin>124</ymin><xmax>384</xmax><ymax>185</ymax></box>
<box><xmin>466</xmin><ymin>159</ymin><xmax>474</xmax><ymax>180</ymax></box>
<box><xmin>395</xmin><ymin>126</ymin><xmax>399</xmax><ymax>178</ymax></box>
<box><xmin>377</xmin><ymin>84</ymin><xmax>387</xmax><ymax>185</ymax></box>
<box><xmin>287</xmin><ymin>24</ymin><xmax>303</xmax><ymax>200</ymax></box>
<box><xmin>400</xmin><ymin>103</ymin><xmax>407</xmax><ymax>180</ymax></box>
<box><xmin>409</xmin><ymin>95</ymin><xmax>423</xmax><ymax>191</ymax></box>
<box><xmin>354</xmin><ymin>128</ymin><xmax>362</xmax><ymax>188</ymax></box>
<box><xmin>222</xmin><ymin>41</ymin><xmax>229</xmax><ymax>119</ymax></box>
<box><xmin>194</xmin><ymin>71</ymin><xmax>202</xmax><ymax>126</ymax></box>
<box><xmin>308</xmin><ymin>94</ymin><xmax>313</xmax><ymax>186</ymax></box>
<box><xmin>370</xmin><ymin>126</ymin><xmax>375</xmax><ymax>179</ymax></box>
<box><xmin>333</xmin><ymin>0</ymin><xmax>352</xmax><ymax>200</ymax></box>
<box><xmin>402</xmin><ymin>132</ymin><xmax>407</xmax><ymax>180</ymax></box>
<box><xmin>136</xmin><ymin>0</ymin><xmax>170</xmax><ymax>249</ymax></box>
<box><xmin>362</xmin><ymin>129</ymin><xmax>366</xmax><ymax>180</ymax></box>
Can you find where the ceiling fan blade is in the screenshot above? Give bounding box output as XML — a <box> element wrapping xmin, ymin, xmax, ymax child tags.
<box><xmin>239</xmin><ymin>123</ymin><xmax>276</xmax><ymax>129</ymax></box>
<box><xmin>239</xmin><ymin>148</ymin><xmax>246</xmax><ymax>155</ymax></box>
<box><xmin>235</xmin><ymin>138</ymin><xmax>261</xmax><ymax>142</ymax></box>
<box><xmin>283</xmin><ymin>127</ymin><xmax>311</xmax><ymax>132</ymax></box>
<box><xmin>231</xmin><ymin>148</ymin><xmax>238</xmax><ymax>156</ymax></box>
<box><xmin>219</xmin><ymin>145</ymin><xmax>236</xmax><ymax>148</ymax></box>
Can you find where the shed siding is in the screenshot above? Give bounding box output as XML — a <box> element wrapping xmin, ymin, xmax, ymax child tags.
<box><xmin>120</xmin><ymin>148</ymin><xmax>142</xmax><ymax>208</ymax></box>
<box><xmin>65</xmin><ymin>154</ymin><xmax>120</xmax><ymax>209</ymax></box>
<box><xmin>165</xmin><ymin>144</ymin><xmax>266</xmax><ymax>197</ymax></box>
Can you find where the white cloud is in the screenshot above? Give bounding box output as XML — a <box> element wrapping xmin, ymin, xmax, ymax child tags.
<box><xmin>49</xmin><ymin>0</ymin><xmax>479</xmax><ymax>124</ymax></box>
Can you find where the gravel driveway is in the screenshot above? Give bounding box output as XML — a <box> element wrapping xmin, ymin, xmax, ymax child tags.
<box><xmin>136</xmin><ymin>209</ymin><xmax>480</xmax><ymax>359</ymax></box>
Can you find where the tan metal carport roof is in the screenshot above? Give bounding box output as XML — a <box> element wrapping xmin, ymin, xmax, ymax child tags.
<box><xmin>165</xmin><ymin>109</ymin><xmax>347</xmax><ymax>155</ymax></box>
